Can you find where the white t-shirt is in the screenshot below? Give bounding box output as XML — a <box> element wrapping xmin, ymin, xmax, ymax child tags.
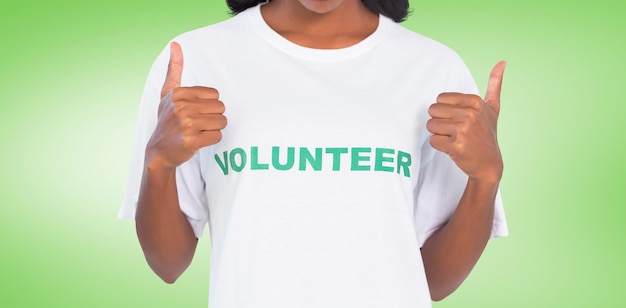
<box><xmin>120</xmin><ymin>4</ymin><xmax>508</xmax><ymax>308</ymax></box>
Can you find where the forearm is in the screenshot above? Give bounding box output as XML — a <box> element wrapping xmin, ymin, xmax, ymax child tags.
<box><xmin>136</xmin><ymin>165</ymin><xmax>198</xmax><ymax>284</ymax></box>
<box><xmin>420</xmin><ymin>178</ymin><xmax>498</xmax><ymax>301</ymax></box>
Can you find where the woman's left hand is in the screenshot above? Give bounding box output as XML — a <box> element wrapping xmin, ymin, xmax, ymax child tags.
<box><xmin>426</xmin><ymin>61</ymin><xmax>507</xmax><ymax>184</ymax></box>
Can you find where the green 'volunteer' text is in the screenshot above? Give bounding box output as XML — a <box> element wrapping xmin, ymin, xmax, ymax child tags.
<box><xmin>214</xmin><ymin>146</ymin><xmax>412</xmax><ymax>178</ymax></box>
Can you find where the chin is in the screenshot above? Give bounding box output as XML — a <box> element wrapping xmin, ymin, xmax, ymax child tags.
<box><xmin>298</xmin><ymin>0</ymin><xmax>344</xmax><ymax>14</ymax></box>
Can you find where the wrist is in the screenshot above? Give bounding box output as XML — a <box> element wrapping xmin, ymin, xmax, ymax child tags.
<box><xmin>467</xmin><ymin>172</ymin><xmax>501</xmax><ymax>195</ymax></box>
<box><xmin>469</xmin><ymin>171</ymin><xmax>501</xmax><ymax>185</ymax></box>
<box><xmin>469</xmin><ymin>155</ymin><xmax>503</xmax><ymax>186</ymax></box>
<box><xmin>144</xmin><ymin>150</ymin><xmax>177</xmax><ymax>173</ymax></box>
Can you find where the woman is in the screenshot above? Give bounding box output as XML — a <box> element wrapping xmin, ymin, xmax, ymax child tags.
<box><xmin>120</xmin><ymin>0</ymin><xmax>508</xmax><ymax>307</ymax></box>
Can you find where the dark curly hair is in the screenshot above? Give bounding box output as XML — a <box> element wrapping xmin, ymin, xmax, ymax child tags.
<box><xmin>226</xmin><ymin>0</ymin><xmax>410</xmax><ymax>22</ymax></box>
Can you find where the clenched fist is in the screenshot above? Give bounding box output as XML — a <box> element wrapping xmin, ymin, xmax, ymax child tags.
<box><xmin>145</xmin><ymin>42</ymin><xmax>227</xmax><ymax>170</ymax></box>
<box><xmin>427</xmin><ymin>62</ymin><xmax>506</xmax><ymax>183</ymax></box>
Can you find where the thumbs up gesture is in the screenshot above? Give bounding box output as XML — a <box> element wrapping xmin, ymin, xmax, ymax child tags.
<box><xmin>427</xmin><ymin>62</ymin><xmax>506</xmax><ymax>183</ymax></box>
<box><xmin>145</xmin><ymin>42</ymin><xmax>227</xmax><ymax>170</ymax></box>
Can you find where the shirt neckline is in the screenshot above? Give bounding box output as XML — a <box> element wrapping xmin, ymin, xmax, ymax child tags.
<box><xmin>246</xmin><ymin>3</ymin><xmax>392</xmax><ymax>62</ymax></box>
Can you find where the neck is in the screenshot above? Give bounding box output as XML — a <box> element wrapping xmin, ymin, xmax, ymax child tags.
<box><xmin>261</xmin><ymin>0</ymin><xmax>379</xmax><ymax>49</ymax></box>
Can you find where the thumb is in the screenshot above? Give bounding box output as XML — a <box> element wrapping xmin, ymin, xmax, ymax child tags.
<box><xmin>484</xmin><ymin>61</ymin><xmax>507</xmax><ymax>114</ymax></box>
<box><xmin>161</xmin><ymin>42</ymin><xmax>184</xmax><ymax>98</ymax></box>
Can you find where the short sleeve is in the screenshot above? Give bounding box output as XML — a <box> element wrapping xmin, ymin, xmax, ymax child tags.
<box><xmin>413</xmin><ymin>140</ymin><xmax>508</xmax><ymax>247</ymax></box>
<box><xmin>118</xmin><ymin>43</ymin><xmax>210</xmax><ymax>238</ymax></box>
<box><xmin>175</xmin><ymin>154</ymin><xmax>210</xmax><ymax>238</ymax></box>
<box><xmin>413</xmin><ymin>53</ymin><xmax>508</xmax><ymax>247</ymax></box>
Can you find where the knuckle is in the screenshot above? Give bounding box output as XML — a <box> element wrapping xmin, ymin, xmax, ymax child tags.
<box><xmin>437</xmin><ymin>92</ymin><xmax>451</xmax><ymax>100</ymax></box>
<box><xmin>218</xmin><ymin>115</ymin><xmax>228</xmax><ymax>128</ymax></box>
<box><xmin>173</xmin><ymin>101</ymin><xmax>185</xmax><ymax>113</ymax></box>
<box><xmin>453</xmin><ymin>142</ymin><xmax>465</xmax><ymax>156</ymax></box>
<box><xmin>214</xmin><ymin>130</ymin><xmax>223</xmax><ymax>141</ymax></box>
<box><xmin>214</xmin><ymin>100</ymin><xmax>226</xmax><ymax>113</ymax></box>
<box><xmin>465</xmin><ymin>109</ymin><xmax>478</xmax><ymax>122</ymax></box>
<box><xmin>181</xmin><ymin>117</ymin><xmax>194</xmax><ymax>130</ymax></box>
<box><xmin>210</xmin><ymin>88</ymin><xmax>220</xmax><ymax>98</ymax></box>
<box><xmin>196</xmin><ymin>87</ymin><xmax>220</xmax><ymax>99</ymax></box>
<box><xmin>428</xmin><ymin>136</ymin><xmax>437</xmax><ymax>148</ymax></box>
<box><xmin>428</xmin><ymin>135</ymin><xmax>440</xmax><ymax>150</ymax></box>
<box><xmin>174</xmin><ymin>104</ymin><xmax>191</xmax><ymax>120</ymax></box>
<box><xmin>206</xmin><ymin>115</ymin><xmax>227</xmax><ymax>129</ymax></box>
<box><xmin>426</xmin><ymin>119</ymin><xmax>434</xmax><ymax>131</ymax></box>
<box><xmin>181</xmin><ymin>135</ymin><xmax>194</xmax><ymax>150</ymax></box>
<box><xmin>427</xmin><ymin>104</ymin><xmax>436</xmax><ymax>115</ymax></box>
<box><xmin>171</xmin><ymin>87</ymin><xmax>184</xmax><ymax>100</ymax></box>
<box><xmin>435</xmin><ymin>93</ymin><xmax>447</xmax><ymax>103</ymax></box>
<box><xmin>209</xmin><ymin>131</ymin><xmax>223</xmax><ymax>144</ymax></box>
<box><xmin>468</xmin><ymin>94</ymin><xmax>483</xmax><ymax>109</ymax></box>
<box><xmin>456</xmin><ymin>123</ymin><xmax>470</xmax><ymax>137</ymax></box>
<box><xmin>438</xmin><ymin>92</ymin><xmax>461</xmax><ymax>101</ymax></box>
<box><xmin>429</xmin><ymin>135</ymin><xmax>449</xmax><ymax>155</ymax></box>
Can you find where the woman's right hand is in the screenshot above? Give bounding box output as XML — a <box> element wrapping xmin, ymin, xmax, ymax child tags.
<box><xmin>145</xmin><ymin>42</ymin><xmax>227</xmax><ymax>170</ymax></box>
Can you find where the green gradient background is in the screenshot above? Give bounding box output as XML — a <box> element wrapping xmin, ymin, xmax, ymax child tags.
<box><xmin>1</xmin><ymin>0</ymin><xmax>624</xmax><ymax>307</ymax></box>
